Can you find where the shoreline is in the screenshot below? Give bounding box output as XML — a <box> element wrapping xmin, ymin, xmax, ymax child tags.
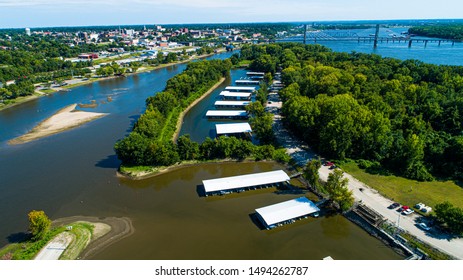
<box><xmin>117</xmin><ymin>158</ymin><xmax>282</xmax><ymax>181</ymax></box>
<box><xmin>52</xmin><ymin>216</ymin><xmax>134</xmax><ymax>260</ymax></box>
<box><xmin>0</xmin><ymin>50</ymin><xmax>226</xmax><ymax>113</ymax></box>
<box><xmin>172</xmin><ymin>77</ymin><xmax>226</xmax><ymax>142</ymax></box>
<box><xmin>9</xmin><ymin>103</ymin><xmax>107</xmax><ymax>145</ymax></box>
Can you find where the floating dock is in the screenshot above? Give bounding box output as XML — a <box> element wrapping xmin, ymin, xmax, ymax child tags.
<box><xmin>202</xmin><ymin>170</ymin><xmax>290</xmax><ymax>196</ymax></box>
<box><xmin>214</xmin><ymin>100</ymin><xmax>251</xmax><ymax>109</ymax></box>
<box><xmin>216</xmin><ymin>123</ymin><xmax>252</xmax><ymax>137</ymax></box>
<box><xmin>205</xmin><ymin>110</ymin><xmax>248</xmax><ymax>119</ymax></box>
<box><xmin>235</xmin><ymin>79</ymin><xmax>260</xmax><ymax>85</ymax></box>
<box><xmin>219</xmin><ymin>91</ymin><xmax>252</xmax><ymax>101</ymax></box>
<box><xmin>255</xmin><ymin>197</ymin><xmax>320</xmax><ymax>229</ymax></box>
<box><xmin>246</xmin><ymin>72</ymin><xmax>265</xmax><ymax>80</ymax></box>
<box><xmin>225</xmin><ymin>86</ymin><xmax>256</xmax><ymax>93</ymax></box>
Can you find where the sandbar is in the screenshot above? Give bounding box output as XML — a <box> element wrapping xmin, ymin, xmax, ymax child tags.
<box><xmin>9</xmin><ymin>104</ymin><xmax>107</xmax><ymax>144</ymax></box>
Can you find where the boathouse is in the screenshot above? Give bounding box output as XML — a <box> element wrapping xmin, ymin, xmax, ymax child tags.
<box><xmin>235</xmin><ymin>79</ymin><xmax>260</xmax><ymax>85</ymax></box>
<box><xmin>219</xmin><ymin>91</ymin><xmax>252</xmax><ymax>101</ymax></box>
<box><xmin>214</xmin><ymin>100</ymin><xmax>250</xmax><ymax>109</ymax></box>
<box><xmin>202</xmin><ymin>170</ymin><xmax>290</xmax><ymax>196</ymax></box>
<box><xmin>205</xmin><ymin>110</ymin><xmax>248</xmax><ymax>119</ymax></box>
<box><xmin>216</xmin><ymin>123</ymin><xmax>252</xmax><ymax>137</ymax></box>
<box><xmin>255</xmin><ymin>197</ymin><xmax>320</xmax><ymax>229</ymax></box>
<box><xmin>246</xmin><ymin>72</ymin><xmax>265</xmax><ymax>80</ymax></box>
<box><xmin>225</xmin><ymin>86</ymin><xmax>256</xmax><ymax>93</ymax></box>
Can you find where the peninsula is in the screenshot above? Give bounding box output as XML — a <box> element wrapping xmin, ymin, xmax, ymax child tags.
<box><xmin>9</xmin><ymin>104</ymin><xmax>107</xmax><ymax>144</ymax></box>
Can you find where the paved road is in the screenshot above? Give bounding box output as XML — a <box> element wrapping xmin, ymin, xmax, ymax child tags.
<box><xmin>268</xmin><ymin>76</ymin><xmax>463</xmax><ymax>260</ymax></box>
<box><xmin>34</xmin><ymin>232</ymin><xmax>73</xmax><ymax>260</ymax></box>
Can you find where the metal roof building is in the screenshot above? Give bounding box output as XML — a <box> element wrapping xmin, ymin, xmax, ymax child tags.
<box><xmin>202</xmin><ymin>170</ymin><xmax>290</xmax><ymax>195</ymax></box>
<box><xmin>216</xmin><ymin>123</ymin><xmax>252</xmax><ymax>135</ymax></box>
<box><xmin>246</xmin><ymin>72</ymin><xmax>265</xmax><ymax>76</ymax></box>
<box><xmin>219</xmin><ymin>91</ymin><xmax>252</xmax><ymax>100</ymax></box>
<box><xmin>205</xmin><ymin>110</ymin><xmax>248</xmax><ymax>119</ymax></box>
<box><xmin>235</xmin><ymin>80</ymin><xmax>260</xmax><ymax>85</ymax></box>
<box><xmin>214</xmin><ymin>100</ymin><xmax>250</xmax><ymax>108</ymax></box>
<box><xmin>256</xmin><ymin>197</ymin><xmax>320</xmax><ymax>229</ymax></box>
<box><xmin>225</xmin><ymin>86</ymin><xmax>256</xmax><ymax>92</ymax></box>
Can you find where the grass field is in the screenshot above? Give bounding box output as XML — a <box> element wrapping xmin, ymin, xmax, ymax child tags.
<box><xmin>340</xmin><ymin>162</ymin><xmax>463</xmax><ymax>209</ymax></box>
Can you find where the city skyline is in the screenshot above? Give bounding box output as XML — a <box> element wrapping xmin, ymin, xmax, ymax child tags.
<box><xmin>1</xmin><ymin>0</ymin><xmax>463</xmax><ymax>28</ymax></box>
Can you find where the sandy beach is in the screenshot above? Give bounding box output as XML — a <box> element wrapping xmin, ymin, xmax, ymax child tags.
<box><xmin>9</xmin><ymin>104</ymin><xmax>107</xmax><ymax>145</ymax></box>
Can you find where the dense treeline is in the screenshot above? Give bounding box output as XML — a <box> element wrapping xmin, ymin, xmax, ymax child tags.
<box><xmin>239</xmin><ymin>43</ymin><xmax>463</xmax><ymax>181</ymax></box>
<box><xmin>115</xmin><ymin>59</ymin><xmax>232</xmax><ymax>166</ymax></box>
<box><xmin>409</xmin><ymin>25</ymin><xmax>463</xmax><ymax>40</ymax></box>
<box><xmin>114</xmin><ymin>58</ymin><xmax>291</xmax><ymax>168</ymax></box>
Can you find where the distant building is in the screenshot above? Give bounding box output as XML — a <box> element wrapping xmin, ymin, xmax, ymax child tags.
<box><xmin>25</xmin><ymin>28</ymin><xmax>31</xmax><ymax>36</ymax></box>
<box><xmin>78</xmin><ymin>53</ymin><xmax>98</xmax><ymax>59</ymax></box>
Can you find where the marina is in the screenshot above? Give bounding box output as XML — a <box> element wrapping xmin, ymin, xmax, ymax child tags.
<box><xmin>202</xmin><ymin>170</ymin><xmax>290</xmax><ymax>196</ymax></box>
<box><xmin>214</xmin><ymin>100</ymin><xmax>250</xmax><ymax>109</ymax></box>
<box><xmin>215</xmin><ymin>123</ymin><xmax>252</xmax><ymax>137</ymax></box>
<box><xmin>235</xmin><ymin>79</ymin><xmax>260</xmax><ymax>85</ymax></box>
<box><xmin>255</xmin><ymin>197</ymin><xmax>321</xmax><ymax>229</ymax></box>
<box><xmin>205</xmin><ymin>110</ymin><xmax>248</xmax><ymax>119</ymax></box>
<box><xmin>219</xmin><ymin>91</ymin><xmax>252</xmax><ymax>100</ymax></box>
<box><xmin>225</xmin><ymin>86</ymin><xmax>256</xmax><ymax>92</ymax></box>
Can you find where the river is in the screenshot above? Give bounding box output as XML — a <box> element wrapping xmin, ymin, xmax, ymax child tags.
<box><xmin>2</xmin><ymin>38</ymin><xmax>461</xmax><ymax>259</ymax></box>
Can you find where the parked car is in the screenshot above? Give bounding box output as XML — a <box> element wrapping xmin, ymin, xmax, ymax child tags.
<box><xmin>398</xmin><ymin>205</ymin><xmax>410</xmax><ymax>212</ymax></box>
<box><xmin>415</xmin><ymin>203</ymin><xmax>425</xmax><ymax>210</ymax></box>
<box><xmin>388</xmin><ymin>202</ymin><xmax>400</xmax><ymax>209</ymax></box>
<box><xmin>402</xmin><ymin>208</ymin><xmax>415</xmax><ymax>215</ymax></box>
<box><xmin>417</xmin><ymin>222</ymin><xmax>431</xmax><ymax>231</ymax></box>
<box><xmin>324</xmin><ymin>161</ymin><xmax>334</xmax><ymax>166</ymax></box>
<box><xmin>421</xmin><ymin>206</ymin><xmax>432</xmax><ymax>213</ymax></box>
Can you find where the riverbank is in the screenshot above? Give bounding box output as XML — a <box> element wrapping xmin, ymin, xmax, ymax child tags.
<box><xmin>172</xmin><ymin>77</ymin><xmax>226</xmax><ymax>141</ymax></box>
<box><xmin>0</xmin><ymin>49</ymin><xmax>227</xmax><ymax>113</ymax></box>
<box><xmin>0</xmin><ymin>216</ymin><xmax>132</xmax><ymax>260</ymax></box>
<box><xmin>118</xmin><ymin>158</ymin><xmax>282</xmax><ymax>180</ymax></box>
<box><xmin>9</xmin><ymin>104</ymin><xmax>107</xmax><ymax>145</ymax></box>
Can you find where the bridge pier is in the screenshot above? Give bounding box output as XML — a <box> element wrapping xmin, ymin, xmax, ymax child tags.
<box><xmin>408</xmin><ymin>40</ymin><xmax>412</xmax><ymax>48</ymax></box>
<box><xmin>424</xmin><ymin>40</ymin><xmax>428</xmax><ymax>47</ymax></box>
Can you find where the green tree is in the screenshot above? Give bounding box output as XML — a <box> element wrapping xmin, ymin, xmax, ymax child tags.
<box><xmin>28</xmin><ymin>210</ymin><xmax>51</xmax><ymax>241</ymax></box>
<box><xmin>177</xmin><ymin>134</ymin><xmax>200</xmax><ymax>160</ymax></box>
<box><xmin>303</xmin><ymin>159</ymin><xmax>322</xmax><ymax>189</ymax></box>
<box><xmin>325</xmin><ymin>169</ymin><xmax>354</xmax><ymax>211</ymax></box>
<box><xmin>434</xmin><ymin>202</ymin><xmax>463</xmax><ymax>234</ymax></box>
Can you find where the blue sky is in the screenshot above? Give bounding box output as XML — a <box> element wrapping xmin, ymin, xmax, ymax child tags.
<box><xmin>0</xmin><ymin>0</ymin><xmax>462</xmax><ymax>28</ymax></box>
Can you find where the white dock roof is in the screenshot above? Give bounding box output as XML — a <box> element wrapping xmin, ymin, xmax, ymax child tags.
<box><xmin>216</xmin><ymin>123</ymin><xmax>252</xmax><ymax>135</ymax></box>
<box><xmin>214</xmin><ymin>100</ymin><xmax>250</xmax><ymax>107</ymax></box>
<box><xmin>219</xmin><ymin>91</ymin><xmax>252</xmax><ymax>98</ymax></box>
<box><xmin>235</xmin><ymin>80</ymin><xmax>260</xmax><ymax>85</ymax></box>
<box><xmin>202</xmin><ymin>170</ymin><xmax>290</xmax><ymax>193</ymax></box>
<box><xmin>256</xmin><ymin>197</ymin><xmax>320</xmax><ymax>227</ymax></box>
<box><xmin>225</xmin><ymin>86</ymin><xmax>256</xmax><ymax>92</ymax></box>
<box><xmin>246</xmin><ymin>72</ymin><xmax>265</xmax><ymax>76</ymax></box>
<box><xmin>205</xmin><ymin>110</ymin><xmax>247</xmax><ymax>117</ymax></box>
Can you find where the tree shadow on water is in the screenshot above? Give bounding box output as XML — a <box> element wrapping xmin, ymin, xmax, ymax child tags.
<box><xmin>6</xmin><ymin>232</ymin><xmax>31</xmax><ymax>243</ymax></box>
<box><xmin>95</xmin><ymin>154</ymin><xmax>120</xmax><ymax>169</ymax></box>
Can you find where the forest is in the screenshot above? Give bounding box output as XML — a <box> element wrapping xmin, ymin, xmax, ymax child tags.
<box><xmin>409</xmin><ymin>25</ymin><xmax>463</xmax><ymax>40</ymax></box>
<box><xmin>114</xmin><ymin>58</ymin><xmax>290</xmax><ymax>169</ymax></box>
<box><xmin>238</xmin><ymin>43</ymin><xmax>463</xmax><ymax>182</ymax></box>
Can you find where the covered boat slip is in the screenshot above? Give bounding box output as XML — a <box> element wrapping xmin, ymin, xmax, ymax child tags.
<box><xmin>214</xmin><ymin>100</ymin><xmax>250</xmax><ymax>109</ymax></box>
<box><xmin>202</xmin><ymin>170</ymin><xmax>290</xmax><ymax>196</ymax></box>
<box><xmin>235</xmin><ymin>79</ymin><xmax>260</xmax><ymax>85</ymax></box>
<box><xmin>216</xmin><ymin>123</ymin><xmax>252</xmax><ymax>136</ymax></box>
<box><xmin>219</xmin><ymin>91</ymin><xmax>252</xmax><ymax>101</ymax></box>
<box><xmin>246</xmin><ymin>72</ymin><xmax>265</xmax><ymax>80</ymax></box>
<box><xmin>225</xmin><ymin>86</ymin><xmax>256</xmax><ymax>93</ymax></box>
<box><xmin>205</xmin><ymin>110</ymin><xmax>248</xmax><ymax>119</ymax></box>
<box><xmin>256</xmin><ymin>197</ymin><xmax>320</xmax><ymax>229</ymax></box>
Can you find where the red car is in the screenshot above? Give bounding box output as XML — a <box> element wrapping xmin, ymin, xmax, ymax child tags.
<box><xmin>398</xmin><ymin>205</ymin><xmax>410</xmax><ymax>212</ymax></box>
<box><xmin>324</xmin><ymin>161</ymin><xmax>334</xmax><ymax>166</ymax></box>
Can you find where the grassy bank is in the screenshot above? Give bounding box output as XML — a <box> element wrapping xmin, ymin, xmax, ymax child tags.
<box><xmin>0</xmin><ymin>222</ymin><xmax>95</xmax><ymax>260</ymax></box>
<box><xmin>340</xmin><ymin>161</ymin><xmax>463</xmax><ymax>209</ymax></box>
